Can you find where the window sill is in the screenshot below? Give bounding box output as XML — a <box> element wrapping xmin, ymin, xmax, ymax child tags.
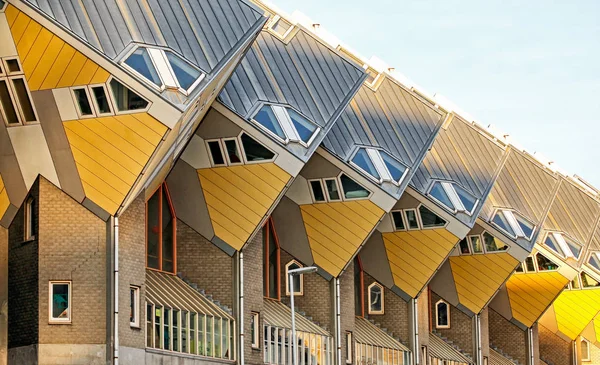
<box><xmin>49</xmin><ymin>321</ymin><xmax>71</xmax><ymax>325</ymax></box>
<box><xmin>251</xmin><ymin>345</ymin><xmax>261</xmax><ymax>352</ymax></box>
<box><xmin>130</xmin><ymin>324</ymin><xmax>141</xmax><ymax>330</ymax></box>
<box><xmin>21</xmin><ymin>237</ymin><xmax>36</xmax><ymax>244</ymax></box>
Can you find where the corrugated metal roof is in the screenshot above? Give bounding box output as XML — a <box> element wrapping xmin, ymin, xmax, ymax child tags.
<box><xmin>145</xmin><ymin>269</ymin><xmax>233</xmax><ymax>320</ymax></box>
<box><xmin>262</xmin><ymin>299</ymin><xmax>331</xmax><ymax>336</ymax></box>
<box><xmin>428</xmin><ymin>333</ymin><xmax>472</xmax><ymax>365</ymax></box>
<box><xmin>489</xmin><ymin>349</ymin><xmax>516</xmax><ymax>365</ymax></box>
<box><xmin>218</xmin><ymin>28</ymin><xmax>365</xmax><ymax>161</ymax></box>
<box><xmin>410</xmin><ymin>116</ymin><xmax>506</xmax><ymax>226</ymax></box>
<box><xmin>322</xmin><ymin>78</ymin><xmax>445</xmax><ymax>198</ymax></box>
<box><xmin>22</xmin><ymin>0</ymin><xmax>264</xmax><ymax>72</ymax></box>
<box><xmin>354</xmin><ymin>317</ymin><xmax>410</xmax><ymax>352</ymax></box>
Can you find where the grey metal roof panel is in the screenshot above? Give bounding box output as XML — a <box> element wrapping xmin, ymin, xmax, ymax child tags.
<box><xmin>218</xmin><ymin>29</ymin><xmax>365</xmax><ymax>161</ymax></box>
<box><xmin>322</xmin><ymin>78</ymin><xmax>445</xmax><ymax>198</ymax></box>
<box><xmin>354</xmin><ymin>317</ymin><xmax>410</xmax><ymax>352</ymax></box>
<box><xmin>410</xmin><ymin>117</ymin><xmax>506</xmax><ymax>226</ymax></box>
<box><xmin>428</xmin><ymin>333</ymin><xmax>472</xmax><ymax>364</ymax></box>
<box><xmin>22</xmin><ymin>0</ymin><xmax>264</xmax><ymax>73</ymax></box>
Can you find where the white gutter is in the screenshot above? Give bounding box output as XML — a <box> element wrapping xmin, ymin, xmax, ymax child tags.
<box><xmin>412</xmin><ymin>298</ymin><xmax>419</xmax><ymax>365</ymax></box>
<box><xmin>474</xmin><ymin>314</ymin><xmax>482</xmax><ymax>365</ymax></box>
<box><xmin>113</xmin><ymin>217</ymin><xmax>119</xmax><ymax>365</ymax></box>
<box><xmin>239</xmin><ymin>252</ymin><xmax>244</xmax><ymax>365</ymax></box>
<box><xmin>528</xmin><ymin>327</ymin><xmax>535</xmax><ymax>365</ymax></box>
<box><xmin>335</xmin><ymin>278</ymin><xmax>342</xmax><ymax>365</ymax></box>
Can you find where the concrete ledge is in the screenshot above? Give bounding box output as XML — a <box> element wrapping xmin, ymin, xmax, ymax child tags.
<box><xmin>38</xmin><ymin>344</ymin><xmax>105</xmax><ymax>364</ymax></box>
<box><xmin>8</xmin><ymin>344</ymin><xmax>37</xmax><ymax>365</ymax></box>
<box><xmin>145</xmin><ymin>348</ymin><xmax>236</xmax><ymax>365</ymax></box>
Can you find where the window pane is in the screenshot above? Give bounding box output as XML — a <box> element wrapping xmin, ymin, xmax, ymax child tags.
<box><xmin>164</xmin><ymin>308</ymin><xmax>171</xmax><ymax>350</ymax></box>
<box><xmin>12</xmin><ymin>78</ymin><xmax>36</xmax><ymax>121</ymax></box>
<box><xmin>165</xmin><ymin>51</ymin><xmax>201</xmax><ymax>90</ymax></box>
<box><xmin>325</xmin><ymin>179</ymin><xmax>340</xmax><ymax>201</ymax></box>
<box><xmin>369</xmin><ymin>285</ymin><xmax>382</xmax><ymax>312</ymax></box>
<box><xmin>162</xmin><ymin>192</ymin><xmax>174</xmax><ymax>273</ymax></box>
<box><xmin>173</xmin><ymin>310</ymin><xmax>179</xmax><ymax>351</ymax></box>
<box><xmin>0</xmin><ymin>80</ymin><xmax>19</xmax><ymax>124</ymax></box>
<box><xmin>516</xmin><ymin>264</ymin><xmax>524</xmax><ymax>273</ymax></box>
<box><xmin>206</xmin><ymin>316</ymin><xmax>213</xmax><ymax>356</ymax></box>
<box><xmin>51</xmin><ymin>283</ymin><xmax>69</xmax><ymax>319</ymax></box>
<box><xmin>225</xmin><ymin>140</ymin><xmax>241</xmax><ymax>164</ymax></box>
<box><xmin>198</xmin><ymin>315</ymin><xmax>205</xmax><ymax>355</ymax></box>
<box><xmin>354</xmin><ymin>258</ymin><xmax>363</xmax><ymax>316</ymax></box>
<box><xmin>147</xmin><ymin>190</ymin><xmax>160</xmax><ymax>269</ymax></box>
<box><xmin>405</xmin><ymin>210</ymin><xmax>419</xmax><ymax>230</ymax></box>
<box><xmin>492</xmin><ymin>211</ymin><xmax>516</xmax><ymax>237</ymax></box>
<box><xmin>380</xmin><ymin>151</ymin><xmax>406</xmax><ymax>182</ymax></box>
<box><xmin>545</xmin><ymin>235</ymin><xmax>564</xmax><ymax>256</ymax></box>
<box><xmin>483</xmin><ymin>232</ymin><xmax>508</xmax><ymax>252</ymax></box>
<box><xmin>241</xmin><ymin>133</ymin><xmax>275</xmax><ymax>162</ymax></box>
<box><xmin>566</xmin><ymin>239</ymin><xmax>582</xmax><ymax>259</ymax></box>
<box><xmin>254</xmin><ymin>105</ymin><xmax>286</xmax><ymax>140</ymax></box>
<box><xmin>340</xmin><ymin>174</ymin><xmax>370</xmax><ymax>199</ymax></box>
<box><xmin>208</xmin><ymin>141</ymin><xmax>225</xmax><ymax>166</ymax></box>
<box><xmin>125</xmin><ymin>48</ymin><xmax>162</xmax><ymax>87</ymax></box>
<box><xmin>6</xmin><ymin>59</ymin><xmax>20</xmax><ymax>72</ymax></box>
<box><xmin>310</xmin><ymin>180</ymin><xmax>326</xmax><ymax>202</ymax></box>
<box><xmin>536</xmin><ymin>253</ymin><xmax>558</xmax><ymax>271</ymax></box>
<box><xmin>437</xmin><ymin>302</ymin><xmax>448</xmax><ymax>326</ymax></box>
<box><xmin>470</xmin><ymin>236</ymin><xmax>483</xmax><ymax>253</ymax></box>
<box><xmin>515</xmin><ymin>214</ymin><xmax>534</xmax><ymax>239</ymax></box>
<box><xmin>130</xmin><ymin>288</ymin><xmax>136</xmax><ymax>323</ymax></box>
<box><xmin>571</xmin><ymin>277</ymin><xmax>580</xmax><ymax>289</ymax></box>
<box><xmin>288</xmin><ymin>109</ymin><xmax>317</xmax><ymax>143</ymax></box>
<box><xmin>74</xmin><ymin>88</ymin><xmax>93</xmax><ymax>116</ymax></box>
<box><xmin>459</xmin><ymin>238</ymin><xmax>470</xmax><ymax>254</ymax></box>
<box><xmin>581</xmin><ymin>272</ymin><xmax>600</xmax><ymax>288</ymax></box>
<box><xmin>190</xmin><ymin>313</ymin><xmax>197</xmax><ymax>354</ymax></box>
<box><xmin>366</xmin><ymin>68</ymin><xmax>378</xmax><ymax>84</ymax></box>
<box><xmin>146</xmin><ymin>304</ymin><xmax>153</xmax><ymax>347</ymax></box>
<box><xmin>419</xmin><ymin>206</ymin><xmax>446</xmax><ymax>228</ymax></box>
<box><xmin>272</xmin><ymin>17</ymin><xmax>291</xmax><ymax>36</ymax></box>
<box><xmin>351</xmin><ymin>149</ymin><xmax>380</xmax><ymax>180</ymax></box>
<box><xmin>525</xmin><ymin>257</ymin><xmax>535</xmax><ymax>272</ymax></box>
<box><xmin>391</xmin><ymin>211</ymin><xmax>405</xmax><ymax>230</ymax></box>
<box><xmin>454</xmin><ymin>185</ymin><xmax>476</xmax><ymax>213</ymax></box>
<box><xmin>429</xmin><ymin>182</ymin><xmax>455</xmax><ymax>210</ymax></box>
<box><xmin>589</xmin><ymin>255</ymin><xmax>600</xmax><ymax>272</ymax></box>
<box><xmin>92</xmin><ymin>86</ymin><xmax>111</xmax><ymax>114</ymax></box>
<box><xmin>182</xmin><ymin>312</ymin><xmax>188</xmax><ymax>353</ymax></box>
<box><xmin>110</xmin><ymin>79</ymin><xmax>149</xmax><ymax>111</ymax></box>
<box><xmin>154</xmin><ymin>307</ymin><xmax>162</xmax><ymax>348</ymax></box>
<box><xmin>268</xmin><ymin>223</ymin><xmax>279</xmax><ymax>299</ymax></box>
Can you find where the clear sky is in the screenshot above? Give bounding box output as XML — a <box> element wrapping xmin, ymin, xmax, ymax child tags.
<box><xmin>273</xmin><ymin>0</ymin><xmax>600</xmax><ymax>187</ymax></box>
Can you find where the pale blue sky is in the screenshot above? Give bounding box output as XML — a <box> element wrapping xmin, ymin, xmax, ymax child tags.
<box><xmin>274</xmin><ymin>0</ymin><xmax>600</xmax><ymax>187</ymax></box>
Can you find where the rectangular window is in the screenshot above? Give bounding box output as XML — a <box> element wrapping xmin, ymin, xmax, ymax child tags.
<box><xmin>146</xmin><ymin>303</ymin><xmax>153</xmax><ymax>347</ymax></box>
<box><xmin>582</xmin><ymin>338</ymin><xmax>591</xmax><ymax>361</ymax></box>
<box><xmin>0</xmin><ymin>79</ymin><xmax>19</xmax><ymax>125</ymax></box>
<box><xmin>223</xmin><ymin>138</ymin><xmax>242</xmax><ymax>165</ymax></box>
<box><xmin>251</xmin><ymin>312</ymin><xmax>260</xmax><ymax>348</ymax></box>
<box><xmin>90</xmin><ymin>85</ymin><xmax>113</xmax><ymax>115</ymax></box>
<box><xmin>404</xmin><ymin>209</ymin><xmax>420</xmax><ymax>230</ymax></box>
<box><xmin>206</xmin><ymin>140</ymin><xmax>226</xmax><ymax>167</ymax></box>
<box><xmin>72</xmin><ymin>87</ymin><xmax>95</xmax><ymax>118</ymax></box>
<box><xmin>346</xmin><ymin>332</ymin><xmax>353</xmax><ymax>364</ymax></box>
<box><xmin>130</xmin><ymin>286</ymin><xmax>140</xmax><ymax>327</ymax></box>
<box><xmin>11</xmin><ymin>77</ymin><xmax>37</xmax><ymax>122</ymax></box>
<box><xmin>0</xmin><ymin>56</ymin><xmax>38</xmax><ymax>126</ymax></box>
<box><xmin>24</xmin><ymin>196</ymin><xmax>35</xmax><ymax>240</ymax></box>
<box><xmin>49</xmin><ymin>281</ymin><xmax>71</xmax><ymax>323</ymax></box>
<box><xmin>325</xmin><ymin>178</ymin><xmax>341</xmax><ymax>201</ymax></box>
<box><xmin>391</xmin><ymin>211</ymin><xmax>405</xmax><ymax>231</ymax></box>
<box><xmin>309</xmin><ymin>179</ymin><xmax>326</xmax><ymax>202</ymax></box>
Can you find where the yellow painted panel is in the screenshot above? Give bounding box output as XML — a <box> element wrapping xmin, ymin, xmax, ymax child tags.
<box><xmin>28</xmin><ymin>36</ymin><xmax>64</xmax><ymax>90</ymax></box>
<box><xmin>10</xmin><ymin>12</ymin><xmax>30</xmax><ymax>44</ymax></box>
<box><xmin>0</xmin><ymin>174</ymin><xmax>9</xmax><ymax>219</ymax></box>
<box><xmin>5</xmin><ymin>5</ymin><xmax>19</xmax><ymax>27</ymax></box>
<box><xmin>40</xmin><ymin>43</ymin><xmax>76</xmax><ymax>89</ymax></box>
<box><xmin>56</xmin><ymin>52</ymin><xmax>88</xmax><ymax>88</ymax></box>
<box><xmin>16</xmin><ymin>19</ymin><xmax>41</xmax><ymax>60</ymax></box>
<box><xmin>301</xmin><ymin>200</ymin><xmax>384</xmax><ymax>277</ymax></box>
<box><xmin>116</xmin><ymin>114</ymin><xmax>166</xmax><ymax>144</ymax></box>
<box><xmin>450</xmin><ymin>253</ymin><xmax>518</xmax><ymax>313</ymax></box>
<box><xmin>258</xmin><ymin>163</ymin><xmax>290</xmax><ymax>184</ymax></box>
<box><xmin>64</xmin><ymin>113</ymin><xmax>163</xmax><ymax>214</ymax></box>
<box><xmin>384</xmin><ymin>229</ymin><xmax>458</xmax><ymax>298</ymax></box>
<box><xmin>506</xmin><ymin>272</ymin><xmax>569</xmax><ymax>327</ymax></box>
<box><xmin>21</xmin><ymin>28</ymin><xmax>52</xmax><ymax>78</ymax></box>
<box><xmin>198</xmin><ymin>163</ymin><xmax>290</xmax><ymax>251</ymax></box>
<box><xmin>553</xmin><ymin>289</ymin><xmax>600</xmax><ymax>340</ymax></box>
<box><xmin>90</xmin><ymin>67</ymin><xmax>110</xmax><ymax>84</ymax></box>
<box><xmin>595</xmin><ymin>315</ymin><xmax>600</xmax><ymax>343</ymax></box>
<box><xmin>99</xmin><ymin>117</ymin><xmax>157</xmax><ymax>156</ymax></box>
<box><xmin>129</xmin><ymin>113</ymin><xmax>169</xmax><ymax>137</ymax></box>
<box><xmin>72</xmin><ymin>59</ymin><xmax>99</xmax><ymax>86</ymax></box>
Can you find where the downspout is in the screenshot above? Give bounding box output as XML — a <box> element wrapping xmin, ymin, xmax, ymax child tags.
<box><xmin>335</xmin><ymin>278</ymin><xmax>342</xmax><ymax>365</ymax></box>
<box><xmin>528</xmin><ymin>328</ymin><xmax>535</xmax><ymax>365</ymax></box>
<box><xmin>572</xmin><ymin>340</ymin><xmax>577</xmax><ymax>365</ymax></box>
<box><xmin>239</xmin><ymin>252</ymin><xmax>245</xmax><ymax>365</ymax></box>
<box><xmin>474</xmin><ymin>314</ymin><xmax>482</xmax><ymax>365</ymax></box>
<box><xmin>413</xmin><ymin>297</ymin><xmax>419</xmax><ymax>365</ymax></box>
<box><xmin>113</xmin><ymin>217</ymin><xmax>119</xmax><ymax>365</ymax></box>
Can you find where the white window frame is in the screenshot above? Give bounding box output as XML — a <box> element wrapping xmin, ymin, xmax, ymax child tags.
<box><xmin>428</xmin><ymin>181</ymin><xmax>478</xmax><ymax>216</ymax></box>
<box><xmin>0</xmin><ymin>73</ymin><xmax>39</xmax><ymax>126</ymax></box>
<box><xmin>285</xmin><ymin>260</ymin><xmax>304</xmax><ymax>296</ymax></box>
<box><xmin>435</xmin><ymin>300</ymin><xmax>450</xmax><ymax>329</ymax></box>
<box><xmin>588</xmin><ymin>252</ymin><xmax>600</xmax><ymax>274</ymax></box>
<box><xmin>367</xmin><ymin>282</ymin><xmax>384</xmax><ymax>315</ymax></box>
<box><xmin>2</xmin><ymin>57</ymin><xmax>24</xmax><ymax>76</ymax></box>
<box><xmin>88</xmin><ymin>83</ymin><xmax>115</xmax><ymax>117</ymax></box>
<box><xmin>350</xmin><ymin>147</ymin><xmax>409</xmax><ymax>186</ymax></box>
<box><xmin>458</xmin><ymin>237</ymin><xmax>472</xmax><ymax>255</ymax></box>
<box><xmin>491</xmin><ymin>209</ymin><xmax>536</xmax><ymax>240</ymax></box>
<box><xmin>469</xmin><ymin>235</ymin><xmax>484</xmax><ymax>254</ymax></box>
<box><xmin>222</xmin><ymin>137</ymin><xmax>243</xmax><ymax>166</ymax></box>
<box><xmin>545</xmin><ymin>232</ymin><xmax>582</xmax><ymax>260</ymax></box>
<box><xmin>308</xmin><ymin>179</ymin><xmax>327</xmax><ymax>203</ymax></box>
<box><xmin>49</xmin><ymin>281</ymin><xmax>72</xmax><ymax>324</ymax></box>
<box><xmin>364</xmin><ymin>66</ymin><xmax>382</xmax><ymax>88</ymax></box>
<box><xmin>130</xmin><ymin>285</ymin><xmax>140</xmax><ymax>328</ymax></box>
<box><xmin>70</xmin><ymin>86</ymin><xmax>96</xmax><ymax>119</ymax></box>
<box><xmin>237</xmin><ymin>132</ymin><xmax>277</xmax><ymax>165</ymax></box>
<box><xmin>251</xmin><ymin>312</ymin><xmax>260</xmax><ymax>349</ymax></box>
<box><xmin>403</xmin><ymin>209</ymin><xmax>421</xmax><ymax>231</ymax></box>
<box><xmin>417</xmin><ymin>204</ymin><xmax>448</xmax><ymax>230</ymax></box>
<box><xmin>338</xmin><ymin>172</ymin><xmax>373</xmax><ymax>201</ymax></box>
<box><xmin>324</xmin><ymin>178</ymin><xmax>342</xmax><ymax>202</ymax></box>
<box><xmin>345</xmin><ymin>331</ymin><xmax>353</xmax><ymax>364</ymax></box>
<box><xmin>581</xmin><ymin>338</ymin><xmax>591</xmax><ymax>362</ymax></box>
<box><xmin>309</xmin><ymin>174</ymin><xmax>372</xmax><ymax>203</ymax></box>
<box><xmin>390</xmin><ymin>210</ymin><xmax>407</xmax><ymax>231</ymax></box>
<box><xmin>106</xmin><ymin>76</ymin><xmax>152</xmax><ymax>116</ymax></box>
<box><xmin>267</xmin><ymin>15</ymin><xmax>295</xmax><ymax>39</ymax></box>
<box><xmin>205</xmin><ymin>139</ymin><xmax>227</xmax><ymax>167</ymax></box>
<box><xmin>534</xmin><ymin>252</ymin><xmax>559</xmax><ymax>272</ymax></box>
<box><xmin>251</xmin><ymin>104</ymin><xmax>320</xmax><ymax>148</ymax></box>
<box><xmin>24</xmin><ymin>196</ymin><xmax>35</xmax><ymax>241</ymax></box>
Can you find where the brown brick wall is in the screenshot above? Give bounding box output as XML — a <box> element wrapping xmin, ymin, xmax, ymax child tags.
<box><xmin>243</xmin><ymin>229</ymin><xmax>264</xmax><ymax>365</ymax></box>
<box><xmin>489</xmin><ymin>308</ymin><xmax>527</xmax><ymax>365</ymax></box>
<box><xmin>418</xmin><ymin>289</ymin><xmax>430</xmax><ymax>353</ymax></box>
<box><xmin>586</xmin><ymin>339</ymin><xmax>600</xmax><ymax>364</ymax></box>
<box><xmin>0</xmin><ymin>226</ymin><xmax>7</xmax><ymax>365</ymax></box>
<box><xmin>177</xmin><ymin>219</ymin><xmax>234</xmax><ymax>309</ymax></box>
<box><xmin>8</xmin><ymin>179</ymin><xmax>39</xmax><ymax>348</ymax></box>
<box><xmin>37</xmin><ymin>178</ymin><xmax>107</xmax><ymax>345</ymax></box>
<box><xmin>539</xmin><ymin>324</ymin><xmax>571</xmax><ymax>365</ymax></box>
<box><xmin>430</xmin><ymin>292</ymin><xmax>474</xmax><ymax>358</ymax></box>
<box><xmin>118</xmin><ymin>194</ymin><xmax>146</xmax><ymax>349</ymax></box>
<box><xmin>340</xmin><ymin>262</ymin><xmax>355</xmax><ymax>363</ymax></box>
<box><xmin>363</xmin><ymin>273</ymin><xmax>410</xmax><ymax>344</ymax></box>
<box><xmin>280</xmin><ymin>250</ymin><xmax>333</xmax><ymax>332</ymax></box>
<box><xmin>480</xmin><ymin>307</ymin><xmax>490</xmax><ymax>358</ymax></box>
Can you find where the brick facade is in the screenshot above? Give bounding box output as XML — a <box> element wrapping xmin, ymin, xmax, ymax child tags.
<box><xmin>243</xmin><ymin>229</ymin><xmax>264</xmax><ymax>365</ymax></box>
<box><xmin>177</xmin><ymin>219</ymin><xmax>234</xmax><ymax>309</ymax></box>
<box><xmin>430</xmin><ymin>291</ymin><xmax>474</xmax><ymax>359</ymax></box>
<box><xmin>539</xmin><ymin>324</ymin><xmax>571</xmax><ymax>365</ymax></box>
<box><xmin>0</xmin><ymin>226</ymin><xmax>7</xmax><ymax>365</ymax></box>
<box><xmin>340</xmin><ymin>261</ymin><xmax>355</xmax><ymax>363</ymax></box>
<box><xmin>489</xmin><ymin>308</ymin><xmax>527</xmax><ymax>365</ymax></box>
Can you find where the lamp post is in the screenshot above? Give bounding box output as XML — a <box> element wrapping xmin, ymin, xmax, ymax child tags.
<box><xmin>288</xmin><ymin>266</ymin><xmax>318</xmax><ymax>365</ymax></box>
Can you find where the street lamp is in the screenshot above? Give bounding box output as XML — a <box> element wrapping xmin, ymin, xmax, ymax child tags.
<box><xmin>289</xmin><ymin>266</ymin><xmax>318</xmax><ymax>365</ymax></box>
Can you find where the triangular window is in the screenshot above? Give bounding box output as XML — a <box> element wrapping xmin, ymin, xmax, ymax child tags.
<box><xmin>109</xmin><ymin>79</ymin><xmax>149</xmax><ymax>112</ymax></box>
<box><xmin>418</xmin><ymin>206</ymin><xmax>446</xmax><ymax>228</ymax></box>
<box><xmin>429</xmin><ymin>181</ymin><xmax>477</xmax><ymax>215</ymax></box>
<box><xmin>536</xmin><ymin>253</ymin><xmax>559</xmax><ymax>271</ymax></box>
<box><xmin>350</xmin><ymin>147</ymin><xmax>408</xmax><ymax>185</ymax></box>
<box><xmin>545</xmin><ymin>232</ymin><xmax>582</xmax><ymax>259</ymax></box>
<box><xmin>589</xmin><ymin>253</ymin><xmax>600</xmax><ymax>272</ymax></box>
<box><xmin>251</xmin><ymin>105</ymin><xmax>319</xmax><ymax>147</ymax></box>
<box><xmin>491</xmin><ymin>210</ymin><xmax>535</xmax><ymax>240</ymax></box>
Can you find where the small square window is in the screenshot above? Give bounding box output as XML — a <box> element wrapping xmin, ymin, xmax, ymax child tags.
<box><xmin>5</xmin><ymin>59</ymin><xmax>21</xmax><ymax>73</ymax></box>
<box><xmin>130</xmin><ymin>286</ymin><xmax>140</xmax><ymax>327</ymax></box>
<box><xmin>404</xmin><ymin>209</ymin><xmax>419</xmax><ymax>230</ymax></box>
<box><xmin>269</xmin><ymin>16</ymin><xmax>293</xmax><ymax>38</ymax></box>
<box><xmin>49</xmin><ymin>281</ymin><xmax>71</xmax><ymax>323</ymax></box>
<box><xmin>206</xmin><ymin>140</ymin><xmax>226</xmax><ymax>167</ymax></box>
<box><xmin>391</xmin><ymin>211</ymin><xmax>405</xmax><ymax>231</ymax></box>
<box><xmin>470</xmin><ymin>235</ymin><xmax>483</xmax><ymax>254</ymax></box>
<box><xmin>72</xmin><ymin>87</ymin><xmax>95</xmax><ymax>118</ymax></box>
<box><xmin>309</xmin><ymin>180</ymin><xmax>326</xmax><ymax>203</ymax></box>
<box><xmin>458</xmin><ymin>238</ymin><xmax>470</xmax><ymax>255</ymax></box>
<box><xmin>325</xmin><ymin>178</ymin><xmax>341</xmax><ymax>201</ymax></box>
<box><xmin>224</xmin><ymin>138</ymin><xmax>242</xmax><ymax>165</ymax></box>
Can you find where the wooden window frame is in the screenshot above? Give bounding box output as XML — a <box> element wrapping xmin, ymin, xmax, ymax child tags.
<box><xmin>263</xmin><ymin>217</ymin><xmax>281</xmax><ymax>300</ymax></box>
<box><xmin>145</xmin><ymin>183</ymin><xmax>177</xmax><ymax>274</ymax></box>
<box><xmin>367</xmin><ymin>282</ymin><xmax>384</xmax><ymax>315</ymax></box>
<box><xmin>435</xmin><ymin>300</ymin><xmax>450</xmax><ymax>329</ymax></box>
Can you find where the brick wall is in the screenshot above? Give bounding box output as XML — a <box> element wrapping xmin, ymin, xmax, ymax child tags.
<box><xmin>243</xmin><ymin>229</ymin><xmax>264</xmax><ymax>365</ymax></box>
<box><xmin>488</xmin><ymin>308</ymin><xmax>527</xmax><ymax>365</ymax></box>
<box><xmin>418</xmin><ymin>289</ymin><xmax>430</xmax><ymax>355</ymax></box>
<box><xmin>280</xmin><ymin>250</ymin><xmax>333</xmax><ymax>332</ymax></box>
<box><xmin>8</xmin><ymin>179</ymin><xmax>39</xmax><ymax>348</ymax></box>
<box><xmin>539</xmin><ymin>324</ymin><xmax>571</xmax><ymax>365</ymax></box>
<box><xmin>37</xmin><ymin>178</ymin><xmax>107</xmax><ymax>345</ymax></box>
<box><xmin>430</xmin><ymin>292</ymin><xmax>474</xmax><ymax>358</ymax></box>
<box><xmin>480</xmin><ymin>307</ymin><xmax>490</xmax><ymax>359</ymax></box>
<box><xmin>0</xmin><ymin>226</ymin><xmax>7</xmax><ymax>365</ymax></box>
<box><xmin>340</xmin><ymin>262</ymin><xmax>355</xmax><ymax>363</ymax></box>
<box><xmin>177</xmin><ymin>219</ymin><xmax>234</xmax><ymax>309</ymax></box>
<box><xmin>118</xmin><ymin>194</ymin><xmax>146</xmax><ymax>349</ymax></box>
<box><xmin>586</xmin><ymin>338</ymin><xmax>600</xmax><ymax>364</ymax></box>
<box><xmin>363</xmin><ymin>273</ymin><xmax>410</xmax><ymax>344</ymax></box>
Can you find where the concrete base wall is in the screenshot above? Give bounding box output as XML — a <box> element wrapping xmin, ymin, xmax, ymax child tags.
<box><xmin>7</xmin><ymin>345</ymin><xmax>37</xmax><ymax>365</ymax></box>
<box><xmin>145</xmin><ymin>349</ymin><xmax>236</xmax><ymax>365</ymax></box>
<box><xmin>8</xmin><ymin>344</ymin><xmax>106</xmax><ymax>364</ymax></box>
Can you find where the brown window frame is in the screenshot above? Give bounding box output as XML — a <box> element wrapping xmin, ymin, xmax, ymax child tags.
<box><xmin>263</xmin><ymin>217</ymin><xmax>281</xmax><ymax>300</ymax></box>
<box><xmin>145</xmin><ymin>183</ymin><xmax>177</xmax><ymax>274</ymax></box>
<box><xmin>355</xmin><ymin>256</ymin><xmax>364</xmax><ymax>317</ymax></box>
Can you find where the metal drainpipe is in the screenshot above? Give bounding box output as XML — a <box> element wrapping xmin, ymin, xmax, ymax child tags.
<box><xmin>572</xmin><ymin>340</ymin><xmax>577</xmax><ymax>365</ymax></box>
<box><xmin>528</xmin><ymin>328</ymin><xmax>535</xmax><ymax>365</ymax></box>
<box><xmin>239</xmin><ymin>252</ymin><xmax>245</xmax><ymax>365</ymax></box>
<box><xmin>413</xmin><ymin>297</ymin><xmax>419</xmax><ymax>365</ymax></box>
<box><xmin>113</xmin><ymin>217</ymin><xmax>119</xmax><ymax>365</ymax></box>
<box><xmin>335</xmin><ymin>278</ymin><xmax>342</xmax><ymax>365</ymax></box>
<box><xmin>474</xmin><ymin>314</ymin><xmax>482</xmax><ymax>365</ymax></box>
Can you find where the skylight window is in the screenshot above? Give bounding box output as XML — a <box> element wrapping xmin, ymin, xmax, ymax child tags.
<box><xmin>544</xmin><ymin>232</ymin><xmax>582</xmax><ymax>259</ymax></box>
<box><xmin>589</xmin><ymin>253</ymin><xmax>600</xmax><ymax>272</ymax></box>
<box><xmin>428</xmin><ymin>181</ymin><xmax>477</xmax><ymax>215</ymax></box>
<box><xmin>491</xmin><ymin>209</ymin><xmax>535</xmax><ymax>240</ymax></box>
<box><xmin>350</xmin><ymin>147</ymin><xmax>408</xmax><ymax>185</ymax></box>
<box><xmin>268</xmin><ymin>15</ymin><xmax>294</xmax><ymax>39</ymax></box>
<box><xmin>251</xmin><ymin>105</ymin><xmax>319</xmax><ymax>147</ymax></box>
<box><xmin>123</xmin><ymin>46</ymin><xmax>203</xmax><ymax>95</ymax></box>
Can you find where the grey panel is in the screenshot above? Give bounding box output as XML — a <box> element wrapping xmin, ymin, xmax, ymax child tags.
<box><xmin>299</xmin><ymin>153</ymin><xmax>341</xmax><ymax>180</ymax></box>
<box><xmin>82</xmin><ymin>197</ymin><xmax>110</xmax><ymax>221</ymax></box>
<box><xmin>32</xmin><ymin>91</ymin><xmax>85</xmax><ymax>203</ymax></box>
<box><xmin>271</xmin><ymin>197</ymin><xmax>313</xmax><ymax>266</ymax></box>
<box><xmin>22</xmin><ymin>0</ymin><xmax>264</xmax><ymax>73</ymax></box>
<box><xmin>359</xmin><ymin>232</ymin><xmax>394</xmax><ymax>289</ymax></box>
<box><xmin>0</xmin><ymin>116</ymin><xmax>26</xmax><ymax>206</ymax></box>
<box><xmin>0</xmin><ymin>204</ymin><xmax>18</xmax><ymax>228</ymax></box>
<box><xmin>488</xmin><ymin>285</ymin><xmax>513</xmax><ymax>321</ymax></box>
<box><xmin>166</xmin><ymin>159</ymin><xmax>214</xmax><ymax>241</ymax></box>
<box><xmin>195</xmin><ymin>108</ymin><xmax>242</xmax><ymax>139</ymax></box>
<box><xmin>429</xmin><ymin>261</ymin><xmax>459</xmax><ymax>307</ymax></box>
